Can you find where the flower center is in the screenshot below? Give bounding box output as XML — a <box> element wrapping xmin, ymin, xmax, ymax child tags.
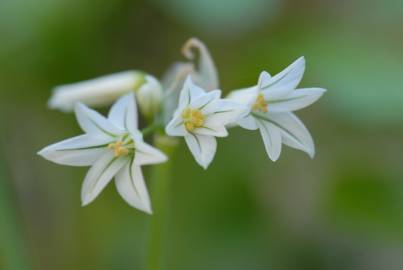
<box><xmin>181</xmin><ymin>107</ymin><xmax>205</xmax><ymax>132</ymax></box>
<box><xmin>252</xmin><ymin>93</ymin><xmax>268</xmax><ymax>113</ymax></box>
<box><xmin>108</xmin><ymin>140</ymin><xmax>130</xmax><ymax>157</ymax></box>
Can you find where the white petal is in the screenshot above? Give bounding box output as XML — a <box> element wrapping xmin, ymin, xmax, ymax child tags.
<box><xmin>237</xmin><ymin>114</ymin><xmax>258</xmax><ymax>130</ymax></box>
<box><xmin>75</xmin><ymin>103</ymin><xmax>122</xmax><ymax>137</ymax></box>
<box><xmin>48</xmin><ymin>71</ymin><xmax>141</xmax><ymax>112</ymax></box>
<box><xmin>165</xmin><ymin>114</ymin><xmax>186</xmax><ymax>136</ymax></box>
<box><xmin>256</xmin><ymin>120</ymin><xmax>282</xmax><ymax>161</ymax></box>
<box><xmin>189</xmin><ymin>90</ymin><xmax>221</xmax><ymax>110</ymax></box>
<box><xmin>261</xmin><ymin>57</ymin><xmax>305</xmax><ymax>99</ymax></box>
<box><xmin>194</xmin><ymin>125</ymin><xmax>228</xmax><ymax>137</ymax></box>
<box><xmin>267</xmin><ymin>88</ymin><xmax>326</xmax><ymax>112</ymax></box>
<box><xmin>184</xmin><ymin>133</ymin><xmax>217</xmax><ymax>169</ymax></box>
<box><xmin>134</xmin><ymin>140</ymin><xmax>168</xmax><ymax>166</ymax></box>
<box><xmin>182</xmin><ymin>38</ymin><xmax>219</xmax><ymax>90</ymax></box>
<box><xmin>115</xmin><ymin>162</ymin><xmax>152</xmax><ymax>214</ymax></box>
<box><xmin>227</xmin><ymin>86</ymin><xmax>259</xmax><ymax>107</ymax></box>
<box><xmin>38</xmin><ymin>135</ymin><xmax>112</xmax><ymax>166</ymax></box>
<box><xmin>81</xmin><ymin>151</ymin><xmax>128</xmax><ymax>206</ymax></box>
<box><xmin>258</xmin><ymin>71</ymin><xmax>272</xmax><ymax>87</ymax></box>
<box><xmin>108</xmin><ymin>93</ymin><xmax>138</xmax><ymax>132</ymax></box>
<box><xmin>203</xmin><ymin>99</ymin><xmax>248</xmax><ymax>126</ymax></box>
<box><xmin>256</xmin><ymin>112</ymin><xmax>315</xmax><ymax>158</ymax></box>
<box><xmin>178</xmin><ymin>76</ymin><xmax>205</xmax><ymax>109</ymax></box>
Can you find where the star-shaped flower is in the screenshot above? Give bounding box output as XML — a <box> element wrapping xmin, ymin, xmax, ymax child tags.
<box><xmin>38</xmin><ymin>93</ymin><xmax>167</xmax><ymax>213</ymax></box>
<box><xmin>229</xmin><ymin>57</ymin><xmax>326</xmax><ymax>161</ymax></box>
<box><xmin>165</xmin><ymin>77</ymin><xmax>245</xmax><ymax>169</ymax></box>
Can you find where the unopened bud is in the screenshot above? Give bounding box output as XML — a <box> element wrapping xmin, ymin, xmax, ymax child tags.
<box><xmin>48</xmin><ymin>71</ymin><xmax>147</xmax><ymax>112</ymax></box>
<box><xmin>135</xmin><ymin>75</ymin><xmax>163</xmax><ymax>120</ymax></box>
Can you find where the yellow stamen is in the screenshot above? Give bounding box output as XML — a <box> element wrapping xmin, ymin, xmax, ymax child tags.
<box><xmin>181</xmin><ymin>107</ymin><xmax>205</xmax><ymax>132</ymax></box>
<box><xmin>108</xmin><ymin>141</ymin><xmax>129</xmax><ymax>157</ymax></box>
<box><xmin>252</xmin><ymin>93</ymin><xmax>268</xmax><ymax>112</ymax></box>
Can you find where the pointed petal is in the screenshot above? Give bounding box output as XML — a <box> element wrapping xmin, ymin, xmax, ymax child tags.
<box><xmin>115</xmin><ymin>161</ymin><xmax>152</xmax><ymax>214</ymax></box>
<box><xmin>184</xmin><ymin>133</ymin><xmax>217</xmax><ymax>169</ymax></box>
<box><xmin>81</xmin><ymin>152</ymin><xmax>128</xmax><ymax>206</ymax></box>
<box><xmin>261</xmin><ymin>57</ymin><xmax>305</xmax><ymax>99</ymax></box>
<box><xmin>182</xmin><ymin>38</ymin><xmax>219</xmax><ymax>90</ymax></box>
<box><xmin>108</xmin><ymin>93</ymin><xmax>139</xmax><ymax>132</ymax></box>
<box><xmin>134</xmin><ymin>140</ymin><xmax>168</xmax><ymax>166</ymax></box>
<box><xmin>203</xmin><ymin>99</ymin><xmax>248</xmax><ymax>126</ymax></box>
<box><xmin>258</xmin><ymin>71</ymin><xmax>272</xmax><ymax>87</ymax></box>
<box><xmin>189</xmin><ymin>90</ymin><xmax>221</xmax><ymax>110</ymax></box>
<box><xmin>255</xmin><ymin>112</ymin><xmax>315</xmax><ymax>158</ymax></box>
<box><xmin>178</xmin><ymin>76</ymin><xmax>205</xmax><ymax>109</ymax></box>
<box><xmin>75</xmin><ymin>103</ymin><xmax>122</xmax><ymax>137</ymax></box>
<box><xmin>256</xmin><ymin>120</ymin><xmax>282</xmax><ymax>161</ymax></box>
<box><xmin>38</xmin><ymin>135</ymin><xmax>112</xmax><ymax>166</ymax></box>
<box><xmin>267</xmin><ymin>88</ymin><xmax>326</xmax><ymax>112</ymax></box>
<box><xmin>165</xmin><ymin>114</ymin><xmax>186</xmax><ymax>136</ymax></box>
<box><xmin>237</xmin><ymin>114</ymin><xmax>258</xmax><ymax>130</ymax></box>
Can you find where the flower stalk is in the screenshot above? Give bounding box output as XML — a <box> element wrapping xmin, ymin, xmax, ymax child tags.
<box><xmin>146</xmin><ymin>135</ymin><xmax>178</xmax><ymax>270</ymax></box>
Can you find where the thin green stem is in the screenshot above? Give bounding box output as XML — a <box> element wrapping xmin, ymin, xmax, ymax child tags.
<box><xmin>146</xmin><ymin>135</ymin><xmax>178</xmax><ymax>270</ymax></box>
<box><xmin>141</xmin><ymin>121</ymin><xmax>163</xmax><ymax>137</ymax></box>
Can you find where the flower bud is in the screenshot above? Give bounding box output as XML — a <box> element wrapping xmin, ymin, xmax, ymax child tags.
<box><xmin>48</xmin><ymin>71</ymin><xmax>148</xmax><ymax>112</ymax></box>
<box><xmin>135</xmin><ymin>75</ymin><xmax>163</xmax><ymax>120</ymax></box>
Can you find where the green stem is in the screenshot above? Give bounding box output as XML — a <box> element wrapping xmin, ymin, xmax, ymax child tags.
<box><xmin>146</xmin><ymin>135</ymin><xmax>178</xmax><ymax>270</ymax></box>
<box><xmin>141</xmin><ymin>121</ymin><xmax>163</xmax><ymax>137</ymax></box>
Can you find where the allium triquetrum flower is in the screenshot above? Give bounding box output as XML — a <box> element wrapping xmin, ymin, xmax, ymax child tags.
<box><xmin>229</xmin><ymin>57</ymin><xmax>326</xmax><ymax>161</ymax></box>
<box><xmin>38</xmin><ymin>93</ymin><xmax>167</xmax><ymax>213</ymax></box>
<box><xmin>165</xmin><ymin>76</ymin><xmax>245</xmax><ymax>169</ymax></box>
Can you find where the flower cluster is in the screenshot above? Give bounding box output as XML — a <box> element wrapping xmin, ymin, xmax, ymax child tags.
<box><xmin>39</xmin><ymin>38</ymin><xmax>325</xmax><ymax>213</ymax></box>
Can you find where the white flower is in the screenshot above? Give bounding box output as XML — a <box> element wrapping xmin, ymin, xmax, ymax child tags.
<box><xmin>49</xmin><ymin>71</ymin><xmax>162</xmax><ymax>117</ymax></box>
<box><xmin>38</xmin><ymin>93</ymin><xmax>167</xmax><ymax>213</ymax></box>
<box><xmin>165</xmin><ymin>76</ymin><xmax>245</xmax><ymax>169</ymax></box>
<box><xmin>229</xmin><ymin>57</ymin><xmax>326</xmax><ymax>161</ymax></box>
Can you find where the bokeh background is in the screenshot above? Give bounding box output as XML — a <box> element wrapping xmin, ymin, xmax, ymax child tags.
<box><xmin>1</xmin><ymin>0</ymin><xmax>403</xmax><ymax>269</ymax></box>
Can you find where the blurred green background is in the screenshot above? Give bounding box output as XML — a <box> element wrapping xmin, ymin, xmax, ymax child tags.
<box><xmin>1</xmin><ymin>0</ymin><xmax>403</xmax><ymax>269</ymax></box>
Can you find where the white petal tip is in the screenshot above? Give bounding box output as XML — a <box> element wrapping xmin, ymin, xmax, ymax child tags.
<box><xmin>313</xmin><ymin>88</ymin><xmax>327</xmax><ymax>95</ymax></box>
<box><xmin>131</xmin><ymin>203</ymin><xmax>153</xmax><ymax>214</ymax></box>
<box><xmin>81</xmin><ymin>200</ymin><xmax>90</xmax><ymax>207</ymax></box>
<box><xmin>269</xmin><ymin>156</ymin><xmax>279</xmax><ymax>162</ymax></box>
<box><xmin>200</xmin><ymin>162</ymin><xmax>210</xmax><ymax>170</ymax></box>
<box><xmin>81</xmin><ymin>195</ymin><xmax>93</xmax><ymax>207</ymax></box>
<box><xmin>37</xmin><ymin>149</ymin><xmax>52</xmax><ymax>161</ymax></box>
<box><xmin>319</xmin><ymin>88</ymin><xmax>327</xmax><ymax>96</ymax></box>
